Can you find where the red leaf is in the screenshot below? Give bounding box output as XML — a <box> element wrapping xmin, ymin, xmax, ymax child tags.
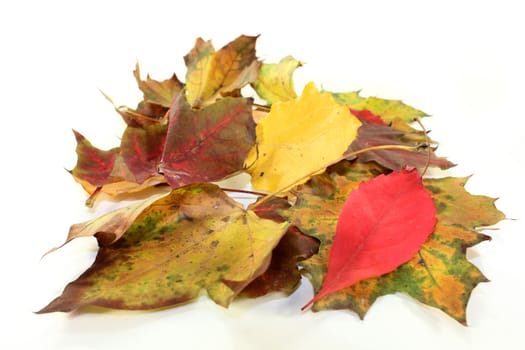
<box><xmin>71</xmin><ymin>130</ymin><xmax>119</xmax><ymax>186</ymax></box>
<box><xmin>159</xmin><ymin>96</ymin><xmax>255</xmax><ymax>188</ymax></box>
<box><xmin>303</xmin><ymin>168</ymin><xmax>436</xmax><ymax>309</ymax></box>
<box><xmin>350</xmin><ymin>108</ymin><xmax>388</xmax><ymax>126</ymax></box>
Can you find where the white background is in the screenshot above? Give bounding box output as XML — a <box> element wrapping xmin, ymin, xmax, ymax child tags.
<box><xmin>1</xmin><ymin>0</ymin><xmax>524</xmax><ymax>349</ymax></box>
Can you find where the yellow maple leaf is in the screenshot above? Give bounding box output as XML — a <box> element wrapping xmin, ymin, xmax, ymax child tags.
<box><xmin>246</xmin><ymin>82</ymin><xmax>361</xmax><ymax>192</ymax></box>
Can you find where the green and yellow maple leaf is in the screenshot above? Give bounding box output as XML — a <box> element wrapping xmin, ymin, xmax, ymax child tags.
<box><xmin>38</xmin><ymin>184</ymin><xmax>289</xmax><ymax>312</ymax></box>
<box><xmin>281</xmin><ymin>161</ymin><xmax>504</xmax><ymax>324</ymax></box>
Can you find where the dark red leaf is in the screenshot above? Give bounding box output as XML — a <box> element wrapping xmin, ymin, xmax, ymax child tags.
<box><xmin>241</xmin><ymin>226</ymin><xmax>320</xmax><ymax>297</ymax></box>
<box><xmin>121</xmin><ymin>124</ymin><xmax>167</xmax><ymax>184</ymax></box>
<box><xmin>159</xmin><ymin>96</ymin><xmax>256</xmax><ymax>188</ymax></box>
<box><xmin>303</xmin><ymin>168</ymin><xmax>437</xmax><ymax>309</ymax></box>
<box><xmin>71</xmin><ymin>130</ymin><xmax>119</xmax><ymax>186</ymax></box>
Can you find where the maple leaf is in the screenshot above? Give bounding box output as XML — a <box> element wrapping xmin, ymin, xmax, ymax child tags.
<box><xmin>347</xmin><ymin>119</ymin><xmax>455</xmax><ymax>171</ymax></box>
<box><xmin>134</xmin><ymin>62</ymin><xmax>184</xmax><ymax>108</ymax></box>
<box><xmin>245</xmin><ymin>82</ymin><xmax>361</xmax><ymax>192</ymax></box>
<box><xmin>282</xmin><ymin>161</ymin><xmax>504</xmax><ymax>324</ymax></box>
<box><xmin>184</xmin><ymin>35</ymin><xmax>261</xmax><ymax>108</ymax></box>
<box><xmin>251</xmin><ymin>56</ymin><xmax>302</xmax><ymax>104</ymax></box>
<box><xmin>333</xmin><ymin>91</ymin><xmax>427</xmax><ymax>123</ymax></box>
<box><xmin>38</xmin><ymin>184</ymin><xmax>289</xmax><ymax>313</ymax></box>
<box><xmin>159</xmin><ymin>96</ymin><xmax>256</xmax><ymax>188</ymax></box>
<box><xmin>302</xmin><ymin>169</ymin><xmax>437</xmax><ymax>309</ymax></box>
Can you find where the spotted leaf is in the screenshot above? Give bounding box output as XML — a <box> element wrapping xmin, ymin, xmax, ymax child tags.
<box><xmin>38</xmin><ymin>184</ymin><xmax>289</xmax><ymax>313</ymax></box>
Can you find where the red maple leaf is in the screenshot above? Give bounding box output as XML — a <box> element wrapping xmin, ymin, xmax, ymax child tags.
<box><xmin>159</xmin><ymin>96</ymin><xmax>256</xmax><ymax>188</ymax></box>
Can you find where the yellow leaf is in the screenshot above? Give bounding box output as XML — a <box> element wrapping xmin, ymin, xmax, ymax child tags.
<box><xmin>252</xmin><ymin>56</ymin><xmax>302</xmax><ymax>104</ymax></box>
<box><xmin>185</xmin><ymin>35</ymin><xmax>260</xmax><ymax>108</ymax></box>
<box><xmin>246</xmin><ymin>82</ymin><xmax>361</xmax><ymax>192</ymax></box>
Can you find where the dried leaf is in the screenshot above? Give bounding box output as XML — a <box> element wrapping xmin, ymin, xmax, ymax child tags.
<box><xmin>245</xmin><ymin>82</ymin><xmax>361</xmax><ymax>192</ymax></box>
<box><xmin>184</xmin><ymin>35</ymin><xmax>261</xmax><ymax>108</ymax></box>
<box><xmin>134</xmin><ymin>62</ymin><xmax>184</xmax><ymax>108</ymax></box>
<box><xmin>38</xmin><ymin>184</ymin><xmax>289</xmax><ymax>313</ymax></box>
<box><xmin>252</xmin><ymin>56</ymin><xmax>302</xmax><ymax>104</ymax></box>
<box><xmin>159</xmin><ymin>96</ymin><xmax>256</xmax><ymax>188</ymax></box>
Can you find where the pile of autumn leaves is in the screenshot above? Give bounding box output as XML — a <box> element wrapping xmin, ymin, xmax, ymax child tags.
<box><xmin>39</xmin><ymin>35</ymin><xmax>504</xmax><ymax>325</ymax></box>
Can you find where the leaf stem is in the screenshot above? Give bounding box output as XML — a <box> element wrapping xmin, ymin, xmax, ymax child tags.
<box><xmin>414</xmin><ymin>117</ymin><xmax>431</xmax><ymax>176</ymax></box>
<box><xmin>221</xmin><ymin>187</ymin><xmax>267</xmax><ymax>197</ymax></box>
<box><xmin>253</xmin><ymin>103</ymin><xmax>271</xmax><ymax>112</ymax></box>
<box><xmin>252</xmin><ymin>144</ymin><xmax>420</xmax><ymax>208</ymax></box>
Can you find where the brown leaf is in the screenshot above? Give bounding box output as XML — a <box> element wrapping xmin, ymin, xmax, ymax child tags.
<box><xmin>134</xmin><ymin>62</ymin><xmax>184</xmax><ymax>108</ymax></box>
<box><xmin>347</xmin><ymin>120</ymin><xmax>455</xmax><ymax>170</ymax></box>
